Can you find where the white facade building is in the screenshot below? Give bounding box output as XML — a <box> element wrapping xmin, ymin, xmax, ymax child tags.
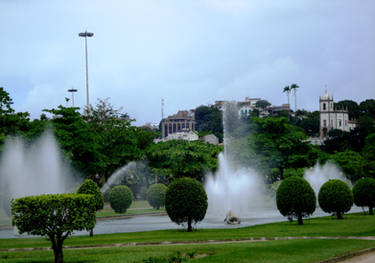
<box><xmin>319</xmin><ymin>91</ymin><xmax>353</xmax><ymax>138</ymax></box>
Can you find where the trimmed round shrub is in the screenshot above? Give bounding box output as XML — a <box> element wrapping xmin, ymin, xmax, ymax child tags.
<box><xmin>276</xmin><ymin>176</ymin><xmax>316</xmax><ymax>225</ymax></box>
<box><xmin>147</xmin><ymin>184</ymin><xmax>167</xmax><ymax>209</ymax></box>
<box><xmin>165</xmin><ymin>177</ymin><xmax>207</xmax><ymax>232</ymax></box>
<box><xmin>352</xmin><ymin>177</ymin><xmax>375</xmax><ymax>215</ymax></box>
<box><xmin>108</xmin><ymin>185</ymin><xmax>133</xmax><ymax>213</ymax></box>
<box><xmin>318</xmin><ymin>179</ymin><xmax>353</xmax><ymax>219</ymax></box>
<box><xmin>77</xmin><ymin>179</ymin><xmax>104</xmax><ymax>211</ymax></box>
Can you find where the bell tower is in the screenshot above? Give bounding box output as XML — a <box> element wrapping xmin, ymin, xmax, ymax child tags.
<box><xmin>319</xmin><ymin>90</ymin><xmax>334</xmax><ymax>138</ymax></box>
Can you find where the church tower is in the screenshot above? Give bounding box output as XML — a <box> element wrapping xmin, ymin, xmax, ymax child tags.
<box><xmin>319</xmin><ymin>90</ymin><xmax>334</xmax><ymax>137</ymax></box>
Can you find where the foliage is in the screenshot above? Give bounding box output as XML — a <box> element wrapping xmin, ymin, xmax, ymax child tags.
<box><xmin>77</xmin><ymin>179</ymin><xmax>104</xmax><ymax>211</ymax></box>
<box><xmin>165</xmin><ymin>177</ymin><xmax>207</xmax><ymax>232</ymax></box>
<box><xmin>44</xmin><ymin>106</ymin><xmax>103</xmax><ymax>179</ymax></box>
<box><xmin>146</xmin><ymin>184</ymin><xmax>167</xmax><ymax>209</ymax></box>
<box><xmin>283</xmin><ymin>168</ymin><xmax>305</xmax><ymax>178</ymax></box>
<box><xmin>11</xmin><ymin>193</ymin><xmax>96</xmax><ymax>263</ymax></box>
<box><xmin>44</xmin><ymin>99</ymin><xmax>156</xmax><ymax>185</ymax></box>
<box><xmin>0</xmin><ymin>87</ymin><xmax>31</xmax><ymax>144</ymax></box>
<box><xmin>359</xmin><ymin>99</ymin><xmax>375</xmax><ymax>119</ymax></box>
<box><xmin>335</xmin><ymin>100</ymin><xmax>360</xmax><ymax>120</ymax></box>
<box><xmin>194</xmin><ymin>105</ymin><xmax>223</xmax><ymax>142</ymax></box>
<box><xmin>249</xmin><ymin>117</ymin><xmax>315</xmax><ymax>181</ymax></box>
<box><xmin>255</xmin><ymin>100</ymin><xmax>271</xmax><ymax>109</ymax></box>
<box><xmin>362</xmin><ymin>133</ymin><xmax>375</xmax><ymax>178</ymax></box>
<box><xmin>330</xmin><ymin>150</ymin><xmax>365</xmax><ymax>181</ymax></box>
<box><xmin>146</xmin><ymin>140</ymin><xmax>222</xmax><ymax>183</ymax></box>
<box><xmin>276</xmin><ymin>176</ymin><xmax>316</xmax><ymax>225</ymax></box>
<box><xmin>318</xmin><ymin>179</ymin><xmax>353</xmax><ymax>219</ymax></box>
<box><xmin>84</xmin><ymin>98</ymin><xmax>156</xmax><ymax>184</ymax></box>
<box><xmin>294</xmin><ymin>110</ymin><xmax>320</xmax><ymax>137</ymax></box>
<box><xmin>352</xmin><ymin>177</ymin><xmax>375</xmax><ymax>215</ymax></box>
<box><xmin>108</xmin><ymin>185</ymin><xmax>134</xmax><ymax>213</ymax></box>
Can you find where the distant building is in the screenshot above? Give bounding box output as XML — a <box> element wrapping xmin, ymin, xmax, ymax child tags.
<box><xmin>319</xmin><ymin>91</ymin><xmax>356</xmax><ymax>138</ymax></box>
<box><xmin>268</xmin><ymin>104</ymin><xmax>291</xmax><ymax>116</ymax></box>
<box><xmin>160</xmin><ymin>110</ymin><xmax>196</xmax><ymax>139</ymax></box>
<box><xmin>201</xmin><ymin>134</ymin><xmax>219</xmax><ymax>145</ymax></box>
<box><xmin>154</xmin><ymin>131</ymin><xmax>199</xmax><ymax>143</ymax></box>
<box><xmin>215</xmin><ymin>97</ymin><xmax>289</xmax><ymax>118</ymax></box>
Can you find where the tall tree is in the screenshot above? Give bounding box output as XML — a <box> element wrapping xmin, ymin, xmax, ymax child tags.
<box><xmin>85</xmin><ymin>98</ymin><xmax>156</xmax><ymax>184</ymax></box>
<box><xmin>0</xmin><ymin>87</ymin><xmax>31</xmax><ymax>141</ymax></box>
<box><xmin>283</xmin><ymin>86</ymin><xmax>291</xmax><ymax>108</ymax></box>
<box><xmin>290</xmin><ymin>83</ymin><xmax>300</xmax><ymax>112</ymax></box>
<box><xmin>249</xmin><ymin>117</ymin><xmax>315</xmax><ymax>181</ymax></box>
<box><xmin>44</xmin><ymin>106</ymin><xmax>103</xmax><ymax>179</ymax></box>
<box><xmin>146</xmin><ymin>140</ymin><xmax>222</xmax><ymax>183</ymax></box>
<box><xmin>195</xmin><ymin>105</ymin><xmax>223</xmax><ymax>142</ymax></box>
<box><xmin>335</xmin><ymin>100</ymin><xmax>359</xmax><ymax>119</ymax></box>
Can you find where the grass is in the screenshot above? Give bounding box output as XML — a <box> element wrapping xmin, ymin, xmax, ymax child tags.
<box><xmin>96</xmin><ymin>200</ymin><xmax>165</xmax><ymax>218</ymax></box>
<box><xmin>1</xmin><ymin>239</ymin><xmax>375</xmax><ymax>263</ymax></box>
<box><xmin>1</xmin><ymin>213</ymin><xmax>375</xmax><ymax>250</ymax></box>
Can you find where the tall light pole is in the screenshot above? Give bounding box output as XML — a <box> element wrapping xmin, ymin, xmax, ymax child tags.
<box><xmin>78</xmin><ymin>30</ymin><xmax>94</xmax><ymax>113</ymax></box>
<box><xmin>68</xmin><ymin>88</ymin><xmax>78</xmax><ymax>107</ymax></box>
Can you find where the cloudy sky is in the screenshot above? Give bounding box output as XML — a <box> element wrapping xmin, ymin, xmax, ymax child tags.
<box><xmin>1</xmin><ymin>0</ymin><xmax>374</xmax><ymax>125</ymax></box>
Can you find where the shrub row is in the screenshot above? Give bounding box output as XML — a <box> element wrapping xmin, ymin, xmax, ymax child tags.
<box><xmin>277</xmin><ymin>176</ymin><xmax>375</xmax><ymax>224</ymax></box>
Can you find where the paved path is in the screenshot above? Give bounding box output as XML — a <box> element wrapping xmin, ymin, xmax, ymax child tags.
<box><xmin>339</xmin><ymin>252</ymin><xmax>375</xmax><ymax>263</ymax></box>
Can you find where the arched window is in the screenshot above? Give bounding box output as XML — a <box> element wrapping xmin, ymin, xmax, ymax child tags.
<box><xmin>323</xmin><ymin>103</ymin><xmax>326</xmax><ymax>110</ymax></box>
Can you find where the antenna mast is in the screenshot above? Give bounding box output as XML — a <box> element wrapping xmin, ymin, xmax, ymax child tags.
<box><xmin>161</xmin><ymin>98</ymin><xmax>164</xmax><ymax>120</ymax></box>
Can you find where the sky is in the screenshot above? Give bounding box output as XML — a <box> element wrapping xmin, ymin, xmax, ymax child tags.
<box><xmin>1</xmin><ymin>0</ymin><xmax>374</xmax><ymax>125</ymax></box>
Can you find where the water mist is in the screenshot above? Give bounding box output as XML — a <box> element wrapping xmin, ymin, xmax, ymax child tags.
<box><xmin>304</xmin><ymin>161</ymin><xmax>351</xmax><ymax>195</ymax></box>
<box><xmin>204</xmin><ymin>102</ymin><xmax>274</xmax><ymax>218</ymax></box>
<box><xmin>0</xmin><ymin>131</ymin><xmax>77</xmax><ymax>215</ymax></box>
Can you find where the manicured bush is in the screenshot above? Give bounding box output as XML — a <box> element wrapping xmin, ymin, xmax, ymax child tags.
<box><xmin>318</xmin><ymin>179</ymin><xmax>353</xmax><ymax>219</ymax></box>
<box><xmin>276</xmin><ymin>176</ymin><xmax>316</xmax><ymax>225</ymax></box>
<box><xmin>165</xmin><ymin>177</ymin><xmax>207</xmax><ymax>232</ymax></box>
<box><xmin>352</xmin><ymin>177</ymin><xmax>375</xmax><ymax>215</ymax></box>
<box><xmin>77</xmin><ymin>179</ymin><xmax>104</xmax><ymax>236</ymax></box>
<box><xmin>77</xmin><ymin>179</ymin><xmax>104</xmax><ymax>211</ymax></box>
<box><xmin>11</xmin><ymin>194</ymin><xmax>96</xmax><ymax>263</ymax></box>
<box><xmin>108</xmin><ymin>185</ymin><xmax>133</xmax><ymax>213</ymax></box>
<box><xmin>147</xmin><ymin>183</ymin><xmax>167</xmax><ymax>209</ymax></box>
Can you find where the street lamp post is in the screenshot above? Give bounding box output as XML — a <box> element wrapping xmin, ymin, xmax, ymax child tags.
<box><xmin>67</xmin><ymin>88</ymin><xmax>78</xmax><ymax>107</ymax></box>
<box><xmin>78</xmin><ymin>30</ymin><xmax>94</xmax><ymax>113</ymax></box>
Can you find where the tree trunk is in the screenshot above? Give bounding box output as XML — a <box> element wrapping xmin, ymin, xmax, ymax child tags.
<box><xmin>89</xmin><ymin>228</ymin><xmax>94</xmax><ymax>237</ymax></box>
<box><xmin>369</xmin><ymin>206</ymin><xmax>373</xmax><ymax>215</ymax></box>
<box><xmin>297</xmin><ymin>214</ymin><xmax>303</xmax><ymax>225</ymax></box>
<box><xmin>187</xmin><ymin>217</ymin><xmax>192</xmax><ymax>232</ymax></box>
<box><xmin>337</xmin><ymin>211</ymin><xmax>343</xmax><ymax>219</ymax></box>
<box><xmin>52</xmin><ymin>241</ymin><xmax>64</xmax><ymax>263</ymax></box>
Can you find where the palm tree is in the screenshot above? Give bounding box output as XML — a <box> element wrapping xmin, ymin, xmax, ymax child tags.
<box><xmin>283</xmin><ymin>86</ymin><xmax>291</xmax><ymax>109</ymax></box>
<box><xmin>290</xmin><ymin>83</ymin><xmax>299</xmax><ymax>112</ymax></box>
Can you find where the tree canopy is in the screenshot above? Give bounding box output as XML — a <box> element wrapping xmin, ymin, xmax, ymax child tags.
<box><xmin>11</xmin><ymin>194</ymin><xmax>96</xmax><ymax>263</ymax></box>
<box><xmin>194</xmin><ymin>105</ymin><xmax>223</xmax><ymax>142</ymax></box>
<box><xmin>146</xmin><ymin>140</ymin><xmax>222</xmax><ymax>183</ymax></box>
<box><xmin>165</xmin><ymin>177</ymin><xmax>208</xmax><ymax>232</ymax></box>
<box><xmin>276</xmin><ymin>176</ymin><xmax>316</xmax><ymax>225</ymax></box>
<box><xmin>248</xmin><ymin>117</ymin><xmax>316</xmax><ymax>181</ymax></box>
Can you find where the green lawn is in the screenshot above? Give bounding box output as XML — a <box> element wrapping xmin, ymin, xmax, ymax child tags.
<box><xmin>1</xmin><ymin>239</ymin><xmax>375</xmax><ymax>263</ymax></box>
<box><xmin>96</xmin><ymin>200</ymin><xmax>165</xmax><ymax>218</ymax></box>
<box><xmin>1</xmin><ymin>213</ymin><xmax>374</xmax><ymax>250</ymax></box>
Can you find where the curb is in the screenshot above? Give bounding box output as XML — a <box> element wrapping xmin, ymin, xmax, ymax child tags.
<box><xmin>317</xmin><ymin>247</ymin><xmax>375</xmax><ymax>263</ymax></box>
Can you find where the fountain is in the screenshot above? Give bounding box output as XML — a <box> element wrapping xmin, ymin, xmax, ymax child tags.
<box><xmin>304</xmin><ymin>161</ymin><xmax>352</xmax><ymax>195</ymax></box>
<box><xmin>205</xmin><ymin>102</ymin><xmax>275</xmax><ymax>222</ymax></box>
<box><xmin>0</xmin><ymin>130</ymin><xmax>78</xmax><ymax>216</ymax></box>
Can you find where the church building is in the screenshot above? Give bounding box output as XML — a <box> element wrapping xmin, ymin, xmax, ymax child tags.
<box><xmin>319</xmin><ymin>91</ymin><xmax>356</xmax><ymax>138</ymax></box>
